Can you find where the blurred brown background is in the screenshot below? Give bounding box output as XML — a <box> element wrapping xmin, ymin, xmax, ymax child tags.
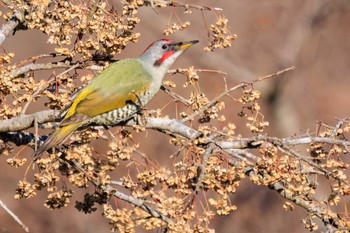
<box><xmin>1</xmin><ymin>0</ymin><xmax>350</xmax><ymax>232</ymax></box>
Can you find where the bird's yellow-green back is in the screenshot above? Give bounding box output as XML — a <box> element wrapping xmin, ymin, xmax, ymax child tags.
<box><xmin>62</xmin><ymin>59</ymin><xmax>153</xmax><ymax>125</ymax></box>
<box><xmin>34</xmin><ymin>59</ymin><xmax>153</xmax><ymax>157</ymax></box>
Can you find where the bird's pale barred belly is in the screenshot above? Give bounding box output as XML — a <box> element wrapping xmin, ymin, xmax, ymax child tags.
<box><xmin>88</xmin><ymin>104</ymin><xmax>138</xmax><ymax>126</ymax></box>
<box><xmin>83</xmin><ymin>89</ymin><xmax>154</xmax><ymax>126</ymax></box>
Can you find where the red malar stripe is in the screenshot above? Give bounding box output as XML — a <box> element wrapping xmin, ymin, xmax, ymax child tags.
<box><xmin>154</xmin><ymin>50</ymin><xmax>175</xmax><ymax>66</ymax></box>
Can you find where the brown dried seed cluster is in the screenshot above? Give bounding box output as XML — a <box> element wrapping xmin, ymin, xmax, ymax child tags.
<box><xmin>163</xmin><ymin>21</ymin><xmax>191</xmax><ymax>35</ymax></box>
<box><xmin>202</xmin><ymin>156</ymin><xmax>243</xmax><ymax>194</ymax></box>
<box><xmin>238</xmin><ymin>89</ymin><xmax>261</xmax><ymax>104</ymax></box>
<box><xmin>303</xmin><ymin>217</ymin><xmax>318</xmax><ymax>231</ymax></box>
<box><xmin>6</xmin><ymin>157</ymin><xmax>27</xmax><ymax>167</ymax></box>
<box><xmin>15</xmin><ymin>181</ymin><xmax>37</xmax><ymax>199</ymax></box>
<box><xmin>208</xmin><ymin>196</ymin><xmax>237</xmax><ymax>215</ymax></box>
<box><xmin>0</xmin><ymin>140</ymin><xmax>13</xmax><ymax>156</ymax></box>
<box><xmin>246</xmin><ymin>115</ymin><xmax>269</xmax><ymax>133</ymax></box>
<box><xmin>103</xmin><ymin>205</ymin><xmax>135</xmax><ymax>232</ymax></box>
<box><xmin>183</xmin><ymin>66</ymin><xmax>199</xmax><ymax>88</ymax></box>
<box><xmin>0</xmin><ymin>55</ymin><xmax>38</xmax><ymax>118</ymax></box>
<box><xmin>201</xmin><ymin>101</ymin><xmax>225</xmax><ymax>123</ymax></box>
<box><xmin>44</xmin><ymin>189</ymin><xmax>73</xmax><ymax>209</ymax></box>
<box><xmin>189</xmin><ymin>91</ymin><xmax>209</xmax><ymax>111</ymax></box>
<box><xmin>223</xmin><ymin>123</ymin><xmax>236</xmax><ymax>136</ymax></box>
<box><xmin>6</xmin><ymin>0</ymin><xmax>142</xmax><ymax>59</ymax></box>
<box><xmin>163</xmin><ymin>80</ymin><xmax>177</xmax><ymax>88</ymax></box>
<box><xmin>34</xmin><ymin>169</ymin><xmax>60</xmax><ymax>191</ymax></box>
<box><xmin>237</xmin><ymin>89</ymin><xmax>269</xmax><ymax>133</ymax></box>
<box><xmin>204</xmin><ymin>15</ymin><xmax>237</xmax><ymax>52</ymax></box>
<box><xmin>107</xmin><ymin>130</ymin><xmax>137</xmax><ymax>163</ymax></box>
<box><xmin>283</xmin><ymin>201</ymin><xmax>295</xmax><ymax>211</ymax></box>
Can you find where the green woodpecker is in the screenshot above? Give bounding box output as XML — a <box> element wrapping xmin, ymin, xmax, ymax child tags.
<box><xmin>33</xmin><ymin>39</ymin><xmax>199</xmax><ymax>158</ymax></box>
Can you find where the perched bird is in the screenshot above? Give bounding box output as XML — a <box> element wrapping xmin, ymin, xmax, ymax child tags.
<box><xmin>33</xmin><ymin>39</ymin><xmax>198</xmax><ymax>158</ymax></box>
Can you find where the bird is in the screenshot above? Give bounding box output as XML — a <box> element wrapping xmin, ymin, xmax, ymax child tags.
<box><xmin>33</xmin><ymin>39</ymin><xmax>199</xmax><ymax>158</ymax></box>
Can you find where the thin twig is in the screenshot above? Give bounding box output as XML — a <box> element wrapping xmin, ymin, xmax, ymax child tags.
<box><xmin>252</xmin><ymin>66</ymin><xmax>295</xmax><ymax>83</ymax></box>
<box><xmin>160</xmin><ymin>85</ymin><xmax>191</xmax><ymax>106</ymax></box>
<box><xmin>181</xmin><ymin>82</ymin><xmax>246</xmax><ymax>123</ymax></box>
<box><xmin>331</xmin><ymin>117</ymin><xmax>348</xmax><ymax>137</ymax></box>
<box><xmin>247</xmin><ymin>167</ymin><xmax>340</xmax><ymax>231</ymax></box>
<box><xmin>277</xmin><ymin>145</ymin><xmax>348</xmax><ymax>185</ymax></box>
<box><xmin>167</xmin><ymin>68</ymin><xmax>227</xmax><ymax>76</ymax></box>
<box><xmin>0</xmin><ymin>199</ymin><xmax>29</xmax><ymax>232</ymax></box>
<box><xmin>20</xmin><ymin>63</ymin><xmax>80</xmax><ymax>116</ymax></box>
<box><xmin>68</xmin><ymin>159</ymin><xmax>172</xmax><ymax>224</ymax></box>
<box><xmin>180</xmin><ymin>67</ymin><xmax>295</xmax><ymax>123</ymax></box>
<box><xmin>195</xmin><ymin>143</ymin><xmax>214</xmax><ymax>192</ymax></box>
<box><xmin>146</xmin><ymin>0</ymin><xmax>223</xmax><ymax>11</ymax></box>
<box><xmin>20</xmin><ymin>81</ymin><xmax>46</xmax><ymax>116</ymax></box>
<box><xmin>16</xmin><ymin>53</ymin><xmax>62</xmax><ymax>67</ymax></box>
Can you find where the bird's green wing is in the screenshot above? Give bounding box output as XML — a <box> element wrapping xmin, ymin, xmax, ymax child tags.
<box><xmin>60</xmin><ymin>59</ymin><xmax>152</xmax><ymax>126</ymax></box>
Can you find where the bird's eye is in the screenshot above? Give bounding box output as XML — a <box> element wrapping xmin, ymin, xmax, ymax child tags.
<box><xmin>162</xmin><ymin>44</ymin><xmax>168</xmax><ymax>50</ymax></box>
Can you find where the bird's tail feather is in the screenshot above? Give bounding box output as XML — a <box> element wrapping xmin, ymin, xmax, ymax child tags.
<box><xmin>33</xmin><ymin>123</ymin><xmax>81</xmax><ymax>159</ymax></box>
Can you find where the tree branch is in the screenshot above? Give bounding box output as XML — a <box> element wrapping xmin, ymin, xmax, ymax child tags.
<box><xmin>244</xmin><ymin>167</ymin><xmax>342</xmax><ymax>231</ymax></box>
<box><xmin>10</xmin><ymin>62</ymin><xmax>74</xmax><ymax>77</ymax></box>
<box><xmin>180</xmin><ymin>66</ymin><xmax>295</xmax><ymax>123</ymax></box>
<box><xmin>0</xmin><ymin>110</ymin><xmax>60</xmax><ymax>132</ymax></box>
<box><xmin>0</xmin><ymin>9</ymin><xmax>25</xmax><ymax>45</ymax></box>
<box><xmin>195</xmin><ymin>143</ymin><xmax>214</xmax><ymax>192</ymax></box>
<box><xmin>181</xmin><ymin>82</ymin><xmax>246</xmax><ymax>123</ymax></box>
<box><xmin>3</xmin><ymin>110</ymin><xmax>350</xmax><ymax>150</ymax></box>
<box><xmin>0</xmin><ymin>199</ymin><xmax>29</xmax><ymax>232</ymax></box>
<box><xmin>145</xmin><ymin>0</ymin><xmax>223</xmax><ymax>11</ymax></box>
<box><xmin>2</xmin><ymin>109</ymin><xmax>350</xmax><ymax>230</ymax></box>
<box><xmin>69</xmin><ymin>159</ymin><xmax>172</xmax><ymax>224</ymax></box>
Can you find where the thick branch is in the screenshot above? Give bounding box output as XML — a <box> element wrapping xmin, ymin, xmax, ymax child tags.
<box><xmin>0</xmin><ymin>110</ymin><xmax>60</xmax><ymax>132</ymax></box>
<box><xmin>283</xmin><ymin>136</ymin><xmax>350</xmax><ymax>146</ymax></box>
<box><xmin>0</xmin><ymin>10</ymin><xmax>24</xmax><ymax>45</ymax></box>
<box><xmin>3</xmin><ymin>111</ymin><xmax>350</xmax><ymax>150</ymax></box>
